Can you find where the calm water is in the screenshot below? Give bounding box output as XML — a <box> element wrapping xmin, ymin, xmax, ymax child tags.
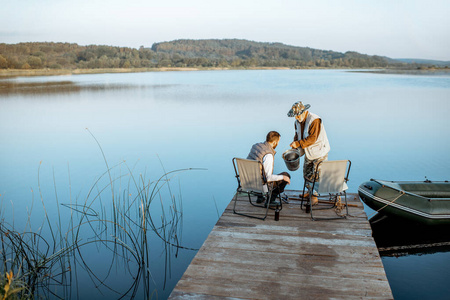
<box><xmin>1</xmin><ymin>69</ymin><xmax>449</xmax><ymax>299</ymax></box>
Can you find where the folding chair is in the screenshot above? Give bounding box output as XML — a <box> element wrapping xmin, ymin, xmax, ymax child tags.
<box><xmin>301</xmin><ymin>160</ymin><xmax>351</xmax><ymax>221</ymax></box>
<box><xmin>232</xmin><ymin>157</ymin><xmax>282</xmax><ymax>220</ymax></box>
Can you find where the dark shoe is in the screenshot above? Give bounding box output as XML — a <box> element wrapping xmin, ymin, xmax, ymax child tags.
<box><xmin>265</xmin><ymin>200</ymin><xmax>280</xmax><ymax>208</ymax></box>
<box><xmin>256</xmin><ymin>195</ymin><xmax>264</xmax><ymax>203</ymax></box>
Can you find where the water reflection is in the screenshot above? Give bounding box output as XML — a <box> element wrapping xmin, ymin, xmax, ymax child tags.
<box><xmin>370</xmin><ymin>214</ymin><xmax>450</xmax><ymax>299</ymax></box>
<box><xmin>0</xmin><ymin>80</ymin><xmax>180</xmax><ymax>96</ymax></box>
<box><xmin>370</xmin><ymin>214</ymin><xmax>450</xmax><ymax>257</ymax></box>
<box><xmin>0</xmin><ymin>156</ymin><xmax>200</xmax><ymax>299</ymax></box>
<box><xmin>1</xmin><ymin>70</ymin><xmax>449</xmax><ymax>299</ymax></box>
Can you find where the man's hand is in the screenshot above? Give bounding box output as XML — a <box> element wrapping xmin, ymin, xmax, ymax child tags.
<box><xmin>283</xmin><ymin>175</ymin><xmax>291</xmax><ymax>184</ymax></box>
<box><xmin>290</xmin><ymin>141</ymin><xmax>300</xmax><ymax>149</ymax></box>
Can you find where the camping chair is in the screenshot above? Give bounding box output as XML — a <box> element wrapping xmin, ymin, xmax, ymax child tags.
<box><xmin>301</xmin><ymin>160</ymin><xmax>351</xmax><ymax>221</ymax></box>
<box><xmin>232</xmin><ymin>157</ymin><xmax>282</xmax><ymax>220</ymax></box>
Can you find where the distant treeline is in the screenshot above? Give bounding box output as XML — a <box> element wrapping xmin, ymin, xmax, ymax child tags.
<box><xmin>0</xmin><ymin>39</ymin><xmax>442</xmax><ymax>70</ymax></box>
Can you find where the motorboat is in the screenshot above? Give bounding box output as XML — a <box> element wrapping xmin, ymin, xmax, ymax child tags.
<box><xmin>358</xmin><ymin>179</ymin><xmax>450</xmax><ymax>225</ymax></box>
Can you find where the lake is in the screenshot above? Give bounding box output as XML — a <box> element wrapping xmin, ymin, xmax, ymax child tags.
<box><xmin>0</xmin><ymin>69</ymin><xmax>449</xmax><ymax>299</ymax></box>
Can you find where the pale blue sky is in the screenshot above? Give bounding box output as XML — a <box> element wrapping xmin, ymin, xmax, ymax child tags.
<box><xmin>2</xmin><ymin>0</ymin><xmax>449</xmax><ymax>60</ymax></box>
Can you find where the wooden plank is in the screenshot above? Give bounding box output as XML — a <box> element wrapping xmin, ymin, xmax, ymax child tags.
<box><xmin>169</xmin><ymin>192</ymin><xmax>393</xmax><ymax>299</ymax></box>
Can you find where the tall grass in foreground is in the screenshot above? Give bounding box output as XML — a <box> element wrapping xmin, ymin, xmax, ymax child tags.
<box><xmin>0</xmin><ymin>133</ymin><xmax>203</xmax><ymax>299</ymax></box>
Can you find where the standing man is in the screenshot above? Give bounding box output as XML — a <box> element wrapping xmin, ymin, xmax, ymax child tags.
<box><xmin>288</xmin><ymin>101</ymin><xmax>330</xmax><ymax>205</ymax></box>
<box><xmin>247</xmin><ymin>131</ymin><xmax>291</xmax><ymax>205</ymax></box>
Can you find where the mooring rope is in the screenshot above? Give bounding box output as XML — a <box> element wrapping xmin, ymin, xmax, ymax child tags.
<box><xmin>378</xmin><ymin>241</ymin><xmax>450</xmax><ymax>253</ymax></box>
<box><xmin>365</xmin><ymin>190</ymin><xmax>405</xmax><ymax>220</ymax></box>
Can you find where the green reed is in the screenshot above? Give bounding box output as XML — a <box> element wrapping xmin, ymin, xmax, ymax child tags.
<box><xmin>0</xmin><ymin>132</ymin><xmax>204</xmax><ymax>299</ymax></box>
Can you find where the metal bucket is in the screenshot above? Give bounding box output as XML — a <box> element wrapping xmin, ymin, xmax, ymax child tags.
<box><xmin>282</xmin><ymin>149</ymin><xmax>301</xmax><ymax>171</ymax></box>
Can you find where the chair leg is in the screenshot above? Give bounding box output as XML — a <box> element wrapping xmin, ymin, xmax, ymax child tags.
<box><xmin>300</xmin><ymin>181</ymin><xmax>307</xmax><ymax>210</ymax></box>
<box><xmin>233</xmin><ymin>191</ymin><xmax>269</xmax><ymax>220</ymax></box>
<box><xmin>246</xmin><ymin>192</ymin><xmax>267</xmax><ymax>208</ymax></box>
<box><xmin>310</xmin><ymin>193</ymin><xmax>348</xmax><ymax>221</ymax></box>
<box><xmin>308</xmin><ymin>192</ymin><xmax>314</xmax><ymax>219</ymax></box>
<box><xmin>277</xmin><ymin>192</ymin><xmax>283</xmax><ymax>211</ymax></box>
<box><xmin>302</xmin><ymin>181</ymin><xmax>315</xmax><ymax>215</ymax></box>
<box><xmin>232</xmin><ymin>191</ymin><xmax>239</xmax><ymax>214</ymax></box>
<box><xmin>248</xmin><ymin>193</ymin><xmax>255</xmax><ymax>206</ymax></box>
<box><xmin>232</xmin><ymin>189</ymin><xmax>285</xmax><ymax>221</ymax></box>
<box><xmin>302</xmin><ymin>180</ymin><xmax>319</xmax><ymax>214</ymax></box>
<box><xmin>264</xmin><ymin>191</ymin><xmax>271</xmax><ymax>218</ymax></box>
<box><xmin>343</xmin><ymin>191</ymin><xmax>349</xmax><ymax>217</ymax></box>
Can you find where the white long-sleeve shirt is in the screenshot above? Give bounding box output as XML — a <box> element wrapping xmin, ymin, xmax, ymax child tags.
<box><xmin>262</xmin><ymin>154</ymin><xmax>284</xmax><ymax>182</ymax></box>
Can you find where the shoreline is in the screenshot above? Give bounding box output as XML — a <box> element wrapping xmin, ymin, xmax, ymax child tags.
<box><xmin>1</xmin><ymin>66</ymin><xmax>448</xmax><ymax>78</ymax></box>
<box><xmin>0</xmin><ymin>67</ymin><xmax>293</xmax><ymax>78</ymax></box>
<box><xmin>0</xmin><ymin>67</ymin><xmax>214</xmax><ymax>78</ymax></box>
<box><xmin>350</xmin><ymin>68</ymin><xmax>450</xmax><ymax>76</ymax></box>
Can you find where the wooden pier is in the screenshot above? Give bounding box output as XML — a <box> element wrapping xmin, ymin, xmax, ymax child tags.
<box><xmin>169</xmin><ymin>191</ymin><xmax>393</xmax><ymax>299</ymax></box>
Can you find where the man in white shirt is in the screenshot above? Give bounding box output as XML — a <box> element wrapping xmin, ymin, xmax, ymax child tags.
<box><xmin>247</xmin><ymin>131</ymin><xmax>291</xmax><ymax>205</ymax></box>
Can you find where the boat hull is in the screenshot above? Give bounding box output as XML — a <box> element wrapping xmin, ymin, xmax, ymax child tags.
<box><xmin>358</xmin><ymin>179</ymin><xmax>450</xmax><ymax>226</ymax></box>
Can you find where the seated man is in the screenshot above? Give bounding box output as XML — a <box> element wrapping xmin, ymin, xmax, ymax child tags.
<box><xmin>247</xmin><ymin>131</ymin><xmax>291</xmax><ymax>205</ymax></box>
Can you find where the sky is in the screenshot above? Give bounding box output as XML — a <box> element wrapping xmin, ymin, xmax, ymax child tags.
<box><xmin>1</xmin><ymin>0</ymin><xmax>449</xmax><ymax>61</ymax></box>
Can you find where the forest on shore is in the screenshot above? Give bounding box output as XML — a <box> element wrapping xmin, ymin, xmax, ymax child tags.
<box><xmin>0</xmin><ymin>39</ymin><xmax>446</xmax><ymax>70</ymax></box>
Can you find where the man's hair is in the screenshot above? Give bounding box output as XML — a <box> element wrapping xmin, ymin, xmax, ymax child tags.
<box><xmin>266</xmin><ymin>131</ymin><xmax>280</xmax><ymax>143</ymax></box>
